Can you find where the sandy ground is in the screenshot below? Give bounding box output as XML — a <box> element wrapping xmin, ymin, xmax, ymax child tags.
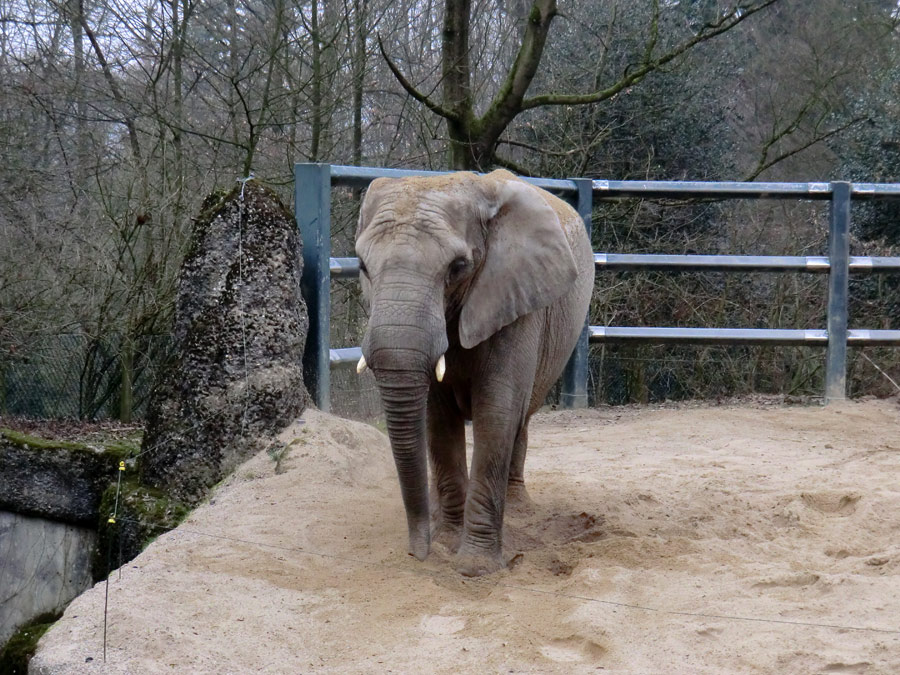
<box><xmin>30</xmin><ymin>399</ymin><xmax>900</xmax><ymax>674</ymax></box>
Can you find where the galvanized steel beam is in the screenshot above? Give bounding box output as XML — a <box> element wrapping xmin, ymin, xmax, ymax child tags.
<box><xmin>589</xmin><ymin>326</ymin><xmax>900</xmax><ymax>347</ymax></box>
<box><xmin>592</xmin><ymin>180</ymin><xmax>834</xmax><ymax>200</ymax></box>
<box><xmin>330</xmin><ymin>347</ymin><xmax>363</xmax><ymax>366</ymax></box>
<box><xmin>825</xmin><ymin>182</ymin><xmax>851</xmax><ymax>402</ymax></box>
<box><xmin>594</xmin><ymin>253</ymin><xmax>900</xmax><ymax>273</ymax></box>
<box><xmin>296</xmin><ymin>163</ymin><xmax>333</xmax><ymax>412</ymax></box>
<box><xmin>328</xmin><ymin>164</ymin><xmax>577</xmax><ymax>195</ymax></box>
<box><xmin>329</xmin><ymin>257</ymin><xmax>361</xmax><ymax>278</ymax></box>
<box><xmin>589</xmin><ymin>327</ymin><xmax>829</xmax><ymax>346</ymax></box>
<box><xmin>330</xmin><ymin>254</ymin><xmax>900</xmax><ymax>277</ymax></box>
<box><xmin>560</xmin><ymin>178</ymin><xmax>593</xmax><ymax>409</ymax></box>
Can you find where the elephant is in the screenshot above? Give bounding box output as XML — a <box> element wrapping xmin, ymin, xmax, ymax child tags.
<box><xmin>355</xmin><ymin>169</ymin><xmax>594</xmax><ymax>576</ymax></box>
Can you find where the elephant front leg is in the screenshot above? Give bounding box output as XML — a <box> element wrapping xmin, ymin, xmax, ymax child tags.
<box><xmin>456</xmin><ymin>404</ymin><xmax>528</xmax><ymax>577</ymax></box>
<box><xmin>427</xmin><ymin>388</ymin><xmax>467</xmax><ymax>552</ymax></box>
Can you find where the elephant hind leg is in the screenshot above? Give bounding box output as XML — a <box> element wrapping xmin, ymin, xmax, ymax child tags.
<box><xmin>427</xmin><ymin>387</ymin><xmax>467</xmax><ymax>552</ymax></box>
<box><xmin>506</xmin><ymin>420</ymin><xmax>534</xmax><ymax>512</ymax></box>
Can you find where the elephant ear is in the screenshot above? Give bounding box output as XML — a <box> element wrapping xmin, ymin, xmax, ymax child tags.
<box><xmin>459</xmin><ymin>175</ymin><xmax>578</xmax><ymax>349</ymax></box>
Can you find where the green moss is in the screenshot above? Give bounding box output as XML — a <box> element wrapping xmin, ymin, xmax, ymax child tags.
<box><xmin>100</xmin><ymin>436</ymin><xmax>142</xmax><ymax>462</ymax></box>
<box><xmin>93</xmin><ymin>479</ymin><xmax>190</xmax><ymax>580</ymax></box>
<box><xmin>0</xmin><ymin>611</ymin><xmax>61</xmax><ymax>674</ymax></box>
<box><xmin>0</xmin><ymin>428</ymin><xmax>140</xmax><ymax>462</ymax></box>
<box><xmin>194</xmin><ymin>188</ymin><xmax>232</xmax><ymax>226</ymax></box>
<box><xmin>0</xmin><ymin>428</ymin><xmax>88</xmax><ymax>451</ymax></box>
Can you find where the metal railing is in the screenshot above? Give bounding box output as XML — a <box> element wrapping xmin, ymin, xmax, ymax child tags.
<box><xmin>295</xmin><ymin>163</ymin><xmax>900</xmax><ymax>412</ymax></box>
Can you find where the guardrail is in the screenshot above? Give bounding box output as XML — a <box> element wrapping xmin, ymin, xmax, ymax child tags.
<box><xmin>296</xmin><ymin>163</ymin><xmax>900</xmax><ymax>412</ymax></box>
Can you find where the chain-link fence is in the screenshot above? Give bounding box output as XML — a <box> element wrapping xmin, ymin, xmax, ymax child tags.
<box><xmin>4</xmin><ymin>336</ymin><xmax>896</xmax><ymax>422</ymax></box>
<box><xmin>0</xmin><ymin>335</ymin><xmax>173</xmax><ymax>420</ymax></box>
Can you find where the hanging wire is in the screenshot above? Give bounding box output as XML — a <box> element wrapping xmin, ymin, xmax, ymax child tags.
<box><xmin>103</xmin><ymin>460</ymin><xmax>126</xmax><ymax>662</ymax></box>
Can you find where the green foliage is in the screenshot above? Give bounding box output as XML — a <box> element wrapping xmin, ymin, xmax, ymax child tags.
<box><xmin>266</xmin><ymin>440</ymin><xmax>291</xmax><ymax>474</ymax></box>
<box><xmin>0</xmin><ymin>612</ymin><xmax>61</xmax><ymax>674</ymax></box>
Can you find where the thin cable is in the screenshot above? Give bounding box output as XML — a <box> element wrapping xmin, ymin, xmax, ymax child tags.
<box><xmin>236</xmin><ymin>175</ymin><xmax>253</xmax><ymax>438</ymax></box>
<box><xmin>103</xmin><ymin>461</ymin><xmax>125</xmax><ymax>662</ymax></box>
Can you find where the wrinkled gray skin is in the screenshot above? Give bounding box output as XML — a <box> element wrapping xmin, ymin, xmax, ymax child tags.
<box><xmin>356</xmin><ymin>170</ymin><xmax>594</xmax><ymax>576</ymax></box>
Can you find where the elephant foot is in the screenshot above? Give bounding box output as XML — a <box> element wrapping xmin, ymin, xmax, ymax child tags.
<box><xmin>506</xmin><ymin>481</ymin><xmax>535</xmax><ymax>514</ymax></box>
<box><xmin>455</xmin><ymin>546</ymin><xmax>505</xmax><ymax>577</ymax></box>
<box><xmin>432</xmin><ymin>522</ymin><xmax>462</xmax><ymax>553</ymax></box>
<box><xmin>407</xmin><ymin>520</ymin><xmax>431</xmax><ymax>561</ymax></box>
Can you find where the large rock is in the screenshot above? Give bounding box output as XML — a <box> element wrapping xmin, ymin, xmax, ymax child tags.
<box><xmin>0</xmin><ymin>430</ymin><xmax>120</xmax><ymax>526</ymax></box>
<box><xmin>139</xmin><ymin>182</ymin><xmax>308</xmax><ymax>503</ymax></box>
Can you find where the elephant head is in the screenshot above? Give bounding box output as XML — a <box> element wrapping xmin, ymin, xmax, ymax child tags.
<box><xmin>355</xmin><ymin>170</ymin><xmax>578</xmax><ymax>561</ymax></box>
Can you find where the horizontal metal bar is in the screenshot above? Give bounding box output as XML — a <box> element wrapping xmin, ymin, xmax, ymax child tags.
<box><xmin>330</xmin><ymin>257</ymin><xmax>361</xmax><ymax>278</ymax></box>
<box><xmin>329</xmin><ymin>330</ymin><xmax>900</xmax><ymax>369</ymax></box>
<box><xmin>847</xmin><ymin>330</ymin><xmax>900</xmax><ymax>346</ymax></box>
<box><xmin>855</xmin><ymin>257</ymin><xmax>900</xmax><ymax>272</ymax></box>
<box><xmin>318</xmin><ymin>165</ymin><xmax>900</xmax><ymax>201</ymax></box>
<box><xmin>330</xmin><ymin>347</ymin><xmax>362</xmax><ymax>366</ymax></box>
<box><xmin>852</xmin><ymin>183</ymin><xmax>900</xmax><ymax>200</ymax></box>
<box><xmin>595</xmin><ymin>253</ymin><xmax>827</xmax><ymax>272</ymax></box>
<box><xmin>590</xmin><ymin>326</ymin><xmax>827</xmax><ymax>345</ymax></box>
<box><xmin>327</xmin><ymin>164</ymin><xmax>577</xmax><ymax>194</ymax></box>
<box><xmin>594</xmin><ymin>254</ymin><xmax>900</xmax><ymax>273</ymax></box>
<box><xmin>592</xmin><ymin>180</ymin><xmax>834</xmax><ymax>200</ymax></box>
<box><xmin>589</xmin><ymin>327</ymin><xmax>900</xmax><ymax>346</ymax></box>
<box><xmin>329</xmin><ymin>254</ymin><xmax>900</xmax><ymax>280</ymax></box>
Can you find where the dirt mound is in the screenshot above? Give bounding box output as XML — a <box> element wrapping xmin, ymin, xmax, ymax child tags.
<box><xmin>31</xmin><ymin>401</ymin><xmax>900</xmax><ymax>673</ymax></box>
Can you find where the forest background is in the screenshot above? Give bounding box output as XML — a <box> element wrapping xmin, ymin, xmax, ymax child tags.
<box><xmin>2</xmin><ymin>0</ymin><xmax>900</xmax><ymax>420</ymax></box>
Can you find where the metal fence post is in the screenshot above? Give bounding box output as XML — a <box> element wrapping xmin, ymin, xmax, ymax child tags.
<box><xmin>560</xmin><ymin>178</ymin><xmax>593</xmax><ymax>409</ymax></box>
<box><xmin>296</xmin><ymin>163</ymin><xmax>332</xmax><ymax>412</ymax></box>
<box><xmin>825</xmin><ymin>181</ymin><xmax>851</xmax><ymax>402</ymax></box>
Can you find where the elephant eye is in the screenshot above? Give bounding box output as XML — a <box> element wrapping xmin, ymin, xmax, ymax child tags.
<box><xmin>447</xmin><ymin>256</ymin><xmax>471</xmax><ymax>284</ymax></box>
<box><xmin>358</xmin><ymin>258</ymin><xmax>368</xmax><ymax>276</ymax></box>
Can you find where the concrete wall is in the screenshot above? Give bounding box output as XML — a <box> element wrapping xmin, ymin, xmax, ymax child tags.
<box><xmin>0</xmin><ymin>511</ymin><xmax>95</xmax><ymax>646</ymax></box>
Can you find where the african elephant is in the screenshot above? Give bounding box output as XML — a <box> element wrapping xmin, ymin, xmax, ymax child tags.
<box><xmin>355</xmin><ymin>169</ymin><xmax>594</xmax><ymax>576</ymax></box>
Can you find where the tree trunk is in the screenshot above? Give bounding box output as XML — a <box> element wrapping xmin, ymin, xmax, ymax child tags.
<box><xmin>119</xmin><ymin>335</ymin><xmax>134</xmax><ymax>423</ymax></box>
<box><xmin>351</xmin><ymin>0</ymin><xmax>368</xmax><ymax>166</ymax></box>
<box><xmin>310</xmin><ymin>0</ymin><xmax>322</xmax><ymax>161</ymax></box>
<box><xmin>443</xmin><ymin>0</ymin><xmax>475</xmax><ymax>169</ymax></box>
<box><xmin>170</xmin><ymin>0</ymin><xmax>186</xmax><ymax>225</ymax></box>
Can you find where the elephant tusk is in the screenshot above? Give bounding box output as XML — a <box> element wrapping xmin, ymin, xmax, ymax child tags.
<box><xmin>435</xmin><ymin>354</ymin><xmax>446</xmax><ymax>382</ymax></box>
<box><xmin>356</xmin><ymin>355</ymin><xmax>367</xmax><ymax>374</ymax></box>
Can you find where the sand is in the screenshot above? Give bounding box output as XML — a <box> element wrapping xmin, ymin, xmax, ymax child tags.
<box><xmin>30</xmin><ymin>399</ymin><xmax>900</xmax><ymax>674</ymax></box>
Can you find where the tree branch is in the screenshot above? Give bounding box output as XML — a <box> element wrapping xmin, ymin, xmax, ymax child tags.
<box><xmin>478</xmin><ymin>0</ymin><xmax>557</xmax><ymax>143</ymax></box>
<box><xmin>496</xmin><ymin>137</ymin><xmax>581</xmax><ymax>157</ymax></box>
<box><xmin>491</xmin><ymin>154</ymin><xmax>534</xmax><ymax>176</ymax></box>
<box><xmin>521</xmin><ymin>0</ymin><xmax>780</xmax><ymax>111</ymax></box>
<box><xmin>78</xmin><ymin>1</ymin><xmax>142</xmax><ymax>161</ymax></box>
<box><xmin>377</xmin><ymin>34</ymin><xmax>461</xmax><ymax>122</ymax></box>
<box><xmin>744</xmin><ymin>116</ymin><xmax>867</xmax><ymax>181</ymax></box>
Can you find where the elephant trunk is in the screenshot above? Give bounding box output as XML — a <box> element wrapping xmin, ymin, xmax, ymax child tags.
<box><xmin>363</xmin><ymin>289</ymin><xmax>447</xmax><ymax>561</ymax></box>
<box><xmin>377</xmin><ymin>369</ymin><xmax>431</xmax><ymax>560</ymax></box>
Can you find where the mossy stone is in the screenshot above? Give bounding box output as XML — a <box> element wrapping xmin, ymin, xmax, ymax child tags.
<box><xmin>0</xmin><ymin>429</ymin><xmax>131</xmax><ymax>525</ymax></box>
<box><xmin>93</xmin><ymin>479</ymin><xmax>190</xmax><ymax>580</ymax></box>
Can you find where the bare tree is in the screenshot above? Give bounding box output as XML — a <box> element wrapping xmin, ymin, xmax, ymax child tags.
<box><xmin>380</xmin><ymin>0</ymin><xmax>782</xmax><ymax>170</ymax></box>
